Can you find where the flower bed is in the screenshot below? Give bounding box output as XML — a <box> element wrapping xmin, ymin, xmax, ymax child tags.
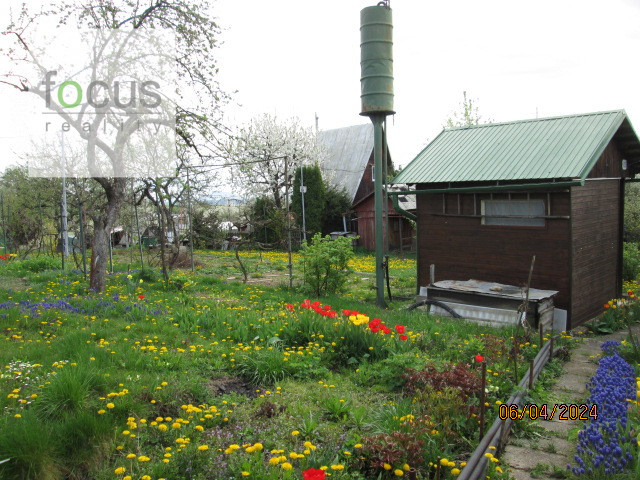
<box><xmin>0</xmin><ymin>262</ymin><xmax>573</xmax><ymax>480</ymax></box>
<box><xmin>569</xmin><ymin>341</ymin><xmax>639</xmax><ymax>476</ymax></box>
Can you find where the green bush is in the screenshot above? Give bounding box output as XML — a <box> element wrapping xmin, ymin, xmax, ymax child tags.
<box><xmin>192</xmin><ymin>207</ymin><xmax>223</xmax><ymax>249</ymax></box>
<box><xmin>12</xmin><ymin>256</ymin><xmax>61</xmax><ymax>273</ymax></box>
<box><xmin>623</xmin><ymin>242</ymin><xmax>640</xmax><ymax>281</ymax></box>
<box><xmin>300</xmin><ymin>233</ymin><xmax>355</xmax><ymax>296</ymax></box>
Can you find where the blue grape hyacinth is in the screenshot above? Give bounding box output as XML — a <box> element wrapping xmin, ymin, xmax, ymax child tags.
<box><xmin>569</xmin><ymin>342</ymin><xmax>636</xmax><ymax>475</ymax></box>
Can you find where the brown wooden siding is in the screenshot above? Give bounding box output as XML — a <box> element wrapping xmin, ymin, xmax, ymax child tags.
<box><xmin>354</xmin><ymin>154</ymin><xmax>374</xmax><ymax>205</ymax></box>
<box><xmin>416</xmin><ymin>189</ymin><xmax>572</xmax><ymax>314</ymax></box>
<box><xmin>570</xmin><ymin>179</ymin><xmax>622</xmax><ymax>327</ymax></box>
<box><xmin>587</xmin><ymin>142</ymin><xmax>623</xmax><ymax>178</ymax></box>
<box><xmin>354</xmin><ymin>195</ymin><xmax>416</xmax><ymax>251</ymax></box>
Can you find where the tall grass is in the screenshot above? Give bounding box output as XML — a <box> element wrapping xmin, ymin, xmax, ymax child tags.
<box><xmin>0</xmin><ymin>414</ymin><xmax>62</xmax><ymax>480</ymax></box>
<box><xmin>34</xmin><ymin>364</ymin><xmax>105</xmax><ymax>420</ymax></box>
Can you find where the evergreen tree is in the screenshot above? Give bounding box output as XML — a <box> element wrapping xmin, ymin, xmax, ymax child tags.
<box><xmin>322</xmin><ymin>184</ymin><xmax>352</xmax><ymax>234</ymax></box>
<box><xmin>292</xmin><ymin>164</ymin><xmax>325</xmax><ymax>241</ymax></box>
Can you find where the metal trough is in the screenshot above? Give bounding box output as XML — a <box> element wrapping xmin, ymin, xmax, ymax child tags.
<box><xmin>418</xmin><ymin>279</ymin><xmax>558</xmax><ymax>330</ymax></box>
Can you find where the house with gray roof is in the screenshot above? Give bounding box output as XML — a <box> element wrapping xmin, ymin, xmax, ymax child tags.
<box><xmin>317</xmin><ymin>123</ymin><xmax>415</xmax><ymax>251</ymax></box>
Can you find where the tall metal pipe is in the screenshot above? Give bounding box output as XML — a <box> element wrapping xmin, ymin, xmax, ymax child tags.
<box><xmin>373</xmin><ymin>115</ymin><xmax>387</xmax><ymax>307</ymax></box>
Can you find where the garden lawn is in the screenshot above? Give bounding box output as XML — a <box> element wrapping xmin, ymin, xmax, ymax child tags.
<box><xmin>0</xmin><ymin>254</ymin><xmax>570</xmax><ymax>480</ymax></box>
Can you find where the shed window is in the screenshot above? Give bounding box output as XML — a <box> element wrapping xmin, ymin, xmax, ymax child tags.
<box><xmin>481</xmin><ymin>199</ymin><xmax>545</xmax><ymax>226</ymax></box>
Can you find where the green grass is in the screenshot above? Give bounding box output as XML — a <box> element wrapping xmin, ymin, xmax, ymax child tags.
<box><xmin>0</xmin><ymin>250</ymin><xmax>589</xmax><ymax>480</ymax></box>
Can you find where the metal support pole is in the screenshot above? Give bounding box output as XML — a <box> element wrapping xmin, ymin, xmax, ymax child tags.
<box><xmin>285</xmin><ymin>156</ymin><xmax>293</xmax><ymax>288</ymax></box>
<box><xmin>132</xmin><ymin>180</ymin><xmax>144</xmax><ymax>268</ymax></box>
<box><xmin>108</xmin><ymin>230</ymin><xmax>113</xmax><ymax>274</ymax></box>
<box><xmin>79</xmin><ymin>201</ymin><xmax>87</xmax><ymax>278</ymax></box>
<box><xmin>155</xmin><ymin>179</ymin><xmax>169</xmax><ymax>286</ymax></box>
<box><xmin>372</xmin><ymin>115</ymin><xmax>387</xmax><ymax>308</ymax></box>
<box><xmin>60</xmin><ymin>133</ymin><xmax>69</xmax><ymax>263</ymax></box>
<box><xmin>479</xmin><ymin>362</ymin><xmax>487</xmax><ymax>439</ymax></box>
<box><xmin>59</xmin><ymin>202</ymin><xmax>65</xmax><ymax>270</ymax></box>
<box><xmin>186</xmin><ymin>167</ymin><xmax>195</xmax><ymax>272</ymax></box>
<box><xmin>300</xmin><ymin>166</ymin><xmax>307</xmax><ymax>242</ymax></box>
<box><xmin>382</xmin><ymin>119</ymin><xmax>389</xmax><ymax>253</ymax></box>
<box><xmin>6</xmin><ymin>204</ymin><xmax>10</xmax><ymax>254</ymax></box>
<box><xmin>0</xmin><ymin>195</ymin><xmax>6</xmax><ymax>255</ymax></box>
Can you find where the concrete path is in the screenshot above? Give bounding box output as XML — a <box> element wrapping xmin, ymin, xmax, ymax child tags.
<box><xmin>501</xmin><ymin>326</ymin><xmax>639</xmax><ymax>480</ymax></box>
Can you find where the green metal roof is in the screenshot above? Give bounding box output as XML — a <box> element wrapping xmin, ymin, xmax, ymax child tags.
<box><xmin>393</xmin><ymin>110</ymin><xmax>640</xmax><ymax>185</ymax></box>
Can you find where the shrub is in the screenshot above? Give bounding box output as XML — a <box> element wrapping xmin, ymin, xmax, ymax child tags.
<box><xmin>300</xmin><ymin>233</ymin><xmax>355</xmax><ymax>296</ymax></box>
<box><xmin>14</xmin><ymin>256</ymin><xmax>61</xmax><ymax>273</ymax></box>
<box><xmin>402</xmin><ymin>363</ymin><xmax>482</xmax><ymax>401</ymax></box>
<box><xmin>191</xmin><ymin>207</ymin><xmax>223</xmax><ymax>249</ymax></box>
<box><xmin>357</xmin><ymin>431</ymin><xmax>426</xmax><ymax>477</ymax></box>
<box><xmin>623</xmin><ymin>242</ymin><xmax>640</xmax><ymax>281</ymax></box>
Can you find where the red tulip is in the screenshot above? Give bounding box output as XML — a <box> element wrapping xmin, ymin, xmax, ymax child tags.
<box><xmin>138</xmin><ymin>294</ymin><xmax>145</xmax><ymax>300</ymax></box>
<box><xmin>302</xmin><ymin>468</ymin><xmax>326</xmax><ymax>480</ymax></box>
<box><xmin>475</xmin><ymin>354</ymin><xmax>485</xmax><ymax>363</ymax></box>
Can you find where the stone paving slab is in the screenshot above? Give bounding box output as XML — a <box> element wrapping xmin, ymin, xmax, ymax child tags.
<box><xmin>504</xmin><ymin>445</ymin><xmax>569</xmax><ymax>471</ymax></box>
<box><xmin>553</xmin><ymin>373</ymin><xmax>588</xmax><ymax>395</ymax></box>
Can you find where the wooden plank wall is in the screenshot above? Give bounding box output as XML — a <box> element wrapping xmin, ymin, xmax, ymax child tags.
<box><xmin>416</xmin><ymin>190</ymin><xmax>572</xmax><ymax>314</ymax></box>
<box><xmin>353</xmin><ymin>154</ymin><xmax>374</xmax><ymax>205</ymax></box>
<box><xmin>570</xmin><ymin>179</ymin><xmax>622</xmax><ymax>326</ymax></box>
<box><xmin>354</xmin><ymin>196</ymin><xmax>416</xmax><ymax>251</ymax></box>
<box><xmin>587</xmin><ymin>142</ymin><xmax>623</xmax><ymax>178</ymax></box>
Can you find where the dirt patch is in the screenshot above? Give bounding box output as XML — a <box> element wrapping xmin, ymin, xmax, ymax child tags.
<box><xmin>207</xmin><ymin>375</ymin><xmax>258</xmax><ymax>398</ymax></box>
<box><xmin>0</xmin><ymin>276</ymin><xmax>29</xmax><ymax>291</ymax></box>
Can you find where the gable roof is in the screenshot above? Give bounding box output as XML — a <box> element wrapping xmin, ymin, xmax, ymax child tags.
<box><xmin>393</xmin><ymin>110</ymin><xmax>640</xmax><ymax>185</ymax></box>
<box><xmin>317</xmin><ymin>123</ymin><xmax>374</xmax><ymax>203</ymax></box>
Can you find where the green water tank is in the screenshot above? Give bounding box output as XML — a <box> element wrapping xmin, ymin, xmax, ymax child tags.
<box><xmin>360</xmin><ymin>5</ymin><xmax>394</xmax><ymax>116</ymax></box>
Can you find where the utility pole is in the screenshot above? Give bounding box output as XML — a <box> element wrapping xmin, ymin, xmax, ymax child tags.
<box><xmin>300</xmin><ymin>166</ymin><xmax>307</xmax><ymax>243</ymax></box>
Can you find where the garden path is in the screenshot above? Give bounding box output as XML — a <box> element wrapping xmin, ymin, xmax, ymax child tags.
<box><xmin>502</xmin><ymin>325</ymin><xmax>640</xmax><ymax>480</ymax></box>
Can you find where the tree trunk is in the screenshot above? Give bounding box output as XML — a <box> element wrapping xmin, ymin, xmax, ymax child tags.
<box><xmin>90</xmin><ymin>223</ymin><xmax>109</xmax><ymax>292</ymax></box>
<box><xmin>89</xmin><ymin>178</ymin><xmax>126</xmax><ymax>292</ymax></box>
<box><xmin>162</xmin><ymin>204</ymin><xmax>180</xmax><ymax>268</ymax></box>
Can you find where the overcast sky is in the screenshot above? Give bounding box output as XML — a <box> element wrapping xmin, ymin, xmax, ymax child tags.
<box><xmin>214</xmin><ymin>0</ymin><xmax>640</xmax><ymax>169</ymax></box>
<box><xmin>2</xmin><ymin>0</ymin><xmax>640</xmax><ymax>172</ymax></box>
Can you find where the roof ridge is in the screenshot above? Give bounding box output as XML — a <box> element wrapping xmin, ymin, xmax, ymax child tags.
<box><xmin>318</xmin><ymin>123</ymin><xmax>372</xmax><ymax>135</ymax></box>
<box><xmin>445</xmin><ymin>109</ymin><xmax>626</xmax><ymax>131</ymax></box>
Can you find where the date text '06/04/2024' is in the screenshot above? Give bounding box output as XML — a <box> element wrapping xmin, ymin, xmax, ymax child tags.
<box><xmin>498</xmin><ymin>403</ymin><xmax>597</xmax><ymax>421</ymax></box>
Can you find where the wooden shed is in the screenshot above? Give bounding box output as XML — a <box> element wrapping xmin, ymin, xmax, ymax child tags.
<box><xmin>392</xmin><ymin>110</ymin><xmax>640</xmax><ymax>329</ymax></box>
